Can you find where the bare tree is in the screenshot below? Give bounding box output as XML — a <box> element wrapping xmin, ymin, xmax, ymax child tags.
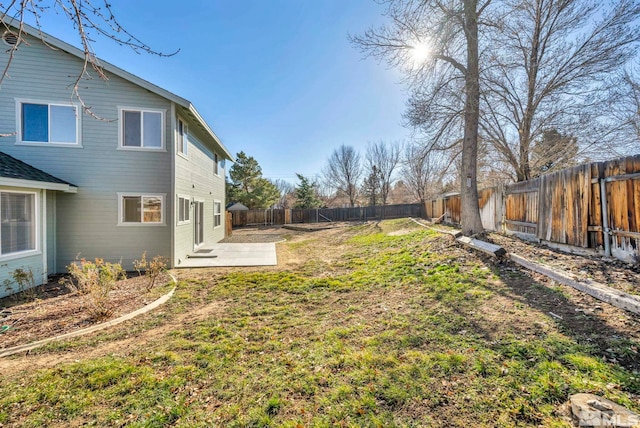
<box><xmin>322</xmin><ymin>145</ymin><xmax>362</xmax><ymax>207</ymax></box>
<box><xmin>401</xmin><ymin>143</ymin><xmax>449</xmax><ymax>202</ymax></box>
<box><xmin>364</xmin><ymin>141</ymin><xmax>402</xmax><ymax>205</ymax></box>
<box><xmin>272</xmin><ymin>179</ymin><xmax>295</xmax><ymax>209</ymax></box>
<box><xmin>352</xmin><ymin>0</ymin><xmax>488</xmax><ymax>235</ymax></box>
<box><xmin>529</xmin><ymin>129</ymin><xmax>579</xmax><ymax>176</ymax></box>
<box><xmin>619</xmin><ymin>66</ymin><xmax>640</xmax><ymax>143</ymax></box>
<box><xmin>479</xmin><ymin>0</ymin><xmax>640</xmax><ymax>181</ymax></box>
<box><xmin>1</xmin><ymin>1</ymin><xmax>177</xmax><ymax>117</ymax></box>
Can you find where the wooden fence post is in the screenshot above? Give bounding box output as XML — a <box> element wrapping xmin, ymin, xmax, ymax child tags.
<box><xmin>225</xmin><ymin>211</ymin><xmax>232</xmax><ymax>237</ymax></box>
<box><xmin>497</xmin><ymin>183</ymin><xmax>505</xmax><ymax>233</ymax></box>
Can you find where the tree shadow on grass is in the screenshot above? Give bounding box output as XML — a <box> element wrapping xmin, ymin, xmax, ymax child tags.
<box><xmin>470</xmin><ymin>256</ymin><xmax>640</xmax><ymax>372</ymax></box>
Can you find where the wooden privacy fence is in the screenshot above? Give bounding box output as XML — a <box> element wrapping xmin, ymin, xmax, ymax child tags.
<box><xmin>230</xmin><ymin>203</ymin><xmax>425</xmax><ymax>227</ymax></box>
<box><xmin>230</xmin><ymin>209</ymin><xmax>286</xmax><ymax>227</ymax></box>
<box><xmin>424</xmin><ymin>154</ymin><xmax>640</xmax><ymax>263</ymax></box>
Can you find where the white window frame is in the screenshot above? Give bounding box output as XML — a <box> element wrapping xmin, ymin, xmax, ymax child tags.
<box><xmin>177</xmin><ymin>195</ymin><xmax>191</xmax><ymax>225</ymax></box>
<box><xmin>213</xmin><ymin>200</ymin><xmax>222</xmax><ymax>228</ymax></box>
<box><xmin>15</xmin><ymin>98</ymin><xmax>82</xmax><ymax>147</ymax></box>
<box><xmin>0</xmin><ymin>189</ymin><xmax>40</xmax><ymax>261</ymax></box>
<box><xmin>117</xmin><ymin>193</ymin><xmax>166</xmax><ymax>226</ymax></box>
<box><xmin>117</xmin><ymin>107</ymin><xmax>166</xmax><ymax>151</ymax></box>
<box><xmin>177</xmin><ymin>117</ymin><xmax>188</xmax><ymax>158</ymax></box>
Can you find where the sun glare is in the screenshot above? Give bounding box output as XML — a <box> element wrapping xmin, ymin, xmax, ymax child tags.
<box><xmin>410</xmin><ymin>41</ymin><xmax>431</xmax><ymax>66</ymax></box>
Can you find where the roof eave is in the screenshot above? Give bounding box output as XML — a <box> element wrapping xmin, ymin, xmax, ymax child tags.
<box><xmin>186</xmin><ymin>104</ymin><xmax>234</xmax><ymax>161</ymax></box>
<box><xmin>0</xmin><ymin>177</ymin><xmax>78</xmax><ymax>193</ymax></box>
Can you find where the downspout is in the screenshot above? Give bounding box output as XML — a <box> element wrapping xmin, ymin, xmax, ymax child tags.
<box><xmin>41</xmin><ymin>190</ymin><xmax>47</xmax><ymax>284</ymax></box>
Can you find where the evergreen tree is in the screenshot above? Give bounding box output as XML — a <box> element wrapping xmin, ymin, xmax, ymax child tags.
<box><xmin>361</xmin><ymin>166</ymin><xmax>382</xmax><ymax>206</ymax></box>
<box><xmin>294</xmin><ymin>174</ymin><xmax>322</xmax><ymax>209</ymax></box>
<box><xmin>227</xmin><ymin>151</ymin><xmax>280</xmax><ymax>209</ymax></box>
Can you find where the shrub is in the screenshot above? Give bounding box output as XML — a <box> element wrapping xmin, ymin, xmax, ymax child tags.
<box><xmin>2</xmin><ymin>267</ymin><xmax>37</xmax><ymax>301</ymax></box>
<box><xmin>133</xmin><ymin>252</ymin><xmax>168</xmax><ymax>292</ymax></box>
<box><xmin>64</xmin><ymin>257</ymin><xmax>125</xmax><ymax>320</ymax></box>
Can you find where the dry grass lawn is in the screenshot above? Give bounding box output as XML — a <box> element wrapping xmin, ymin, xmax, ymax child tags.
<box><xmin>0</xmin><ymin>219</ymin><xmax>638</xmax><ymax>427</ymax></box>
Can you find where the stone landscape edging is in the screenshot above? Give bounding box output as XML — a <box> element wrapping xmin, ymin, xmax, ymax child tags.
<box><xmin>0</xmin><ymin>285</ymin><xmax>176</xmax><ymax>358</ymax></box>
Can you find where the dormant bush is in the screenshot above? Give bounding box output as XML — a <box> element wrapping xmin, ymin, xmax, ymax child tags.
<box><xmin>133</xmin><ymin>252</ymin><xmax>168</xmax><ymax>292</ymax></box>
<box><xmin>63</xmin><ymin>257</ymin><xmax>125</xmax><ymax>320</ymax></box>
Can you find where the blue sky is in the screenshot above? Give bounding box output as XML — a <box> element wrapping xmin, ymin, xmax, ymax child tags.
<box><xmin>34</xmin><ymin>0</ymin><xmax>410</xmax><ymax>183</ymax></box>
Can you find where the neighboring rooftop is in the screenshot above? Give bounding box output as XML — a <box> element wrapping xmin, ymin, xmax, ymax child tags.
<box><xmin>226</xmin><ymin>202</ymin><xmax>249</xmax><ymax>211</ymax></box>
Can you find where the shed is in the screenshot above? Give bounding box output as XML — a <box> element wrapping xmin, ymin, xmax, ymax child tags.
<box><xmin>226</xmin><ymin>202</ymin><xmax>249</xmax><ymax>211</ymax></box>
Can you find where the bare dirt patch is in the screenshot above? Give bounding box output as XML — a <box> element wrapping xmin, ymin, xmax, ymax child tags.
<box><xmin>489</xmin><ymin>232</ymin><xmax>640</xmax><ymax>296</ymax></box>
<box><xmin>0</xmin><ymin>274</ymin><xmax>167</xmax><ymax>350</ymax></box>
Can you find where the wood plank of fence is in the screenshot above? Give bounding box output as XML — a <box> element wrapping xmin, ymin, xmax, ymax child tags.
<box><xmin>627</xmin><ymin>155</ymin><xmax>640</xmax><ymax>233</ymax></box>
<box><xmin>607</xmin><ymin>157</ymin><xmax>629</xmax><ymax>234</ymax></box>
<box><xmin>505</xmin><ymin>179</ymin><xmax>539</xmax><ymax>236</ymax></box>
<box><xmin>604</xmin><ymin>155</ymin><xmax>640</xmax><ymax>260</ymax></box>
<box><xmin>446</xmin><ymin>196</ymin><xmax>461</xmax><ymax>223</ymax></box>
<box><xmin>589</xmin><ymin>162</ymin><xmax>604</xmax><ymax>249</ymax></box>
<box><xmin>537</xmin><ymin>164</ymin><xmax>590</xmax><ymax>247</ymax></box>
<box><xmin>479</xmin><ymin>187</ymin><xmax>502</xmax><ymax>231</ymax></box>
<box><xmin>225</xmin><ymin>211</ymin><xmax>233</xmax><ymax>237</ymax></box>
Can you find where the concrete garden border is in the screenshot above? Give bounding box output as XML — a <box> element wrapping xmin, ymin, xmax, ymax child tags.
<box><xmin>410</xmin><ymin>218</ymin><xmax>640</xmax><ymax>315</ymax></box>
<box><xmin>0</xmin><ymin>284</ymin><xmax>176</xmax><ymax>358</ymax></box>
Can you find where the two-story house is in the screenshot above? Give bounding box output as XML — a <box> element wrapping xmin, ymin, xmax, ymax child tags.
<box><xmin>0</xmin><ymin>23</ymin><xmax>233</xmax><ymax>297</ymax></box>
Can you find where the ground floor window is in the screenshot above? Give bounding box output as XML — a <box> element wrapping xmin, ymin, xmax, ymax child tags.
<box><xmin>214</xmin><ymin>201</ymin><xmax>221</xmax><ymax>227</ymax></box>
<box><xmin>178</xmin><ymin>196</ymin><xmax>190</xmax><ymax>223</ymax></box>
<box><xmin>1</xmin><ymin>191</ymin><xmax>36</xmax><ymax>255</ymax></box>
<box><xmin>118</xmin><ymin>193</ymin><xmax>165</xmax><ymax>225</ymax></box>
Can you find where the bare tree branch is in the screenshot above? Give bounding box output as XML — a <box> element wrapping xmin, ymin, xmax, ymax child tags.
<box><xmin>0</xmin><ymin>1</ymin><xmax>179</xmax><ymax>120</ymax></box>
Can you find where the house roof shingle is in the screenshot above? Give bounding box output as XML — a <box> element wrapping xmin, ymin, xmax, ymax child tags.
<box><xmin>0</xmin><ymin>151</ymin><xmax>75</xmax><ymax>187</ymax></box>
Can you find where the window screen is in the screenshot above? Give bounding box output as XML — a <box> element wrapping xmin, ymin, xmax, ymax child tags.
<box><xmin>1</xmin><ymin>192</ymin><xmax>35</xmax><ymax>254</ymax></box>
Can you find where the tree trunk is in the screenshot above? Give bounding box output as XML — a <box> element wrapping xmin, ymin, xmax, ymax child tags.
<box><xmin>517</xmin><ymin>0</ymin><xmax>543</xmax><ymax>183</ymax></box>
<box><xmin>460</xmin><ymin>0</ymin><xmax>484</xmax><ymax>236</ymax></box>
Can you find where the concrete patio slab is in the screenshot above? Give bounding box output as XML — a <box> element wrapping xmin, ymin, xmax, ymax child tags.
<box><xmin>178</xmin><ymin>243</ymin><xmax>277</xmax><ymax>268</ymax></box>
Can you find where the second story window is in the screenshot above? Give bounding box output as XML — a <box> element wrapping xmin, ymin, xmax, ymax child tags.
<box><xmin>213</xmin><ymin>153</ymin><xmax>219</xmax><ymax>175</ymax></box>
<box><xmin>18</xmin><ymin>100</ymin><xmax>80</xmax><ymax>145</ymax></box>
<box><xmin>119</xmin><ymin>108</ymin><xmax>164</xmax><ymax>150</ymax></box>
<box><xmin>177</xmin><ymin>118</ymin><xmax>188</xmax><ymax>156</ymax></box>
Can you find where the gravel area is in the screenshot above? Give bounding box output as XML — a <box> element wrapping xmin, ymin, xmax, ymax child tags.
<box><xmin>222</xmin><ymin>223</ymin><xmax>357</xmax><ymax>243</ymax></box>
<box><xmin>221</xmin><ymin>226</ymin><xmax>290</xmax><ymax>243</ymax></box>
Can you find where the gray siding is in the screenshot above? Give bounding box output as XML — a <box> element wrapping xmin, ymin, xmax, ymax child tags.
<box><xmin>0</xmin><ymin>252</ymin><xmax>43</xmax><ymax>298</ymax></box>
<box><xmin>46</xmin><ymin>190</ymin><xmax>56</xmax><ymax>273</ymax></box>
<box><xmin>173</xmin><ymin>109</ymin><xmax>226</xmax><ymax>266</ymax></box>
<box><xmin>0</xmin><ymin>33</ymin><xmax>172</xmax><ymax>270</ymax></box>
